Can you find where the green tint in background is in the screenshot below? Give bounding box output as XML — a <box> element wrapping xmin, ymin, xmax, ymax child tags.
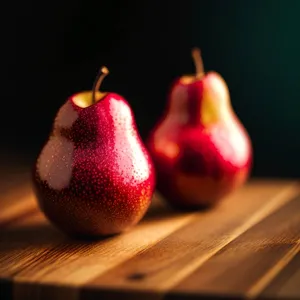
<box><xmin>3</xmin><ymin>0</ymin><xmax>300</xmax><ymax>177</ymax></box>
<box><xmin>189</xmin><ymin>0</ymin><xmax>300</xmax><ymax>176</ymax></box>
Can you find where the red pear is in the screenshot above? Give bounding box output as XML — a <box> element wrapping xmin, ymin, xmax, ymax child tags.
<box><xmin>33</xmin><ymin>67</ymin><xmax>155</xmax><ymax>236</ymax></box>
<box><xmin>147</xmin><ymin>49</ymin><xmax>252</xmax><ymax>209</ymax></box>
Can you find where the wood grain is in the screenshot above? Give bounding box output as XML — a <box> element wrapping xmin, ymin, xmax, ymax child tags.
<box><xmin>261</xmin><ymin>251</ymin><xmax>300</xmax><ymax>299</ymax></box>
<box><xmin>82</xmin><ymin>181</ymin><xmax>299</xmax><ymax>299</ymax></box>
<box><xmin>0</xmin><ymin>171</ymin><xmax>37</xmax><ymax>228</ymax></box>
<box><xmin>168</xmin><ymin>194</ymin><xmax>300</xmax><ymax>299</ymax></box>
<box><xmin>1</xmin><ymin>194</ymin><xmax>198</xmax><ymax>300</ymax></box>
<box><xmin>0</xmin><ymin>176</ymin><xmax>299</xmax><ymax>300</ymax></box>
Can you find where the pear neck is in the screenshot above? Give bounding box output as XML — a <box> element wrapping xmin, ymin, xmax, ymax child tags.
<box><xmin>187</xmin><ymin>84</ymin><xmax>203</xmax><ymax>125</ymax></box>
<box><xmin>166</xmin><ymin>83</ymin><xmax>202</xmax><ymax>126</ymax></box>
<box><xmin>168</xmin><ymin>81</ymin><xmax>230</xmax><ymax>127</ymax></box>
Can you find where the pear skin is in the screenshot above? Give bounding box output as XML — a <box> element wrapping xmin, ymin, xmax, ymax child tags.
<box><xmin>33</xmin><ymin>68</ymin><xmax>156</xmax><ymax>236</ymax></box>
<box><xmin>147</xmin><ymin>50</ymin><xmax>252</xmax><ymax>209</ymax></box>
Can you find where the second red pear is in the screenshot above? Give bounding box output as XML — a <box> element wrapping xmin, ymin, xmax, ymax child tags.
<box><xmin>147</xmin><ymin>49</ymin><xmax>253</xmax><ymax>209</ymax></box>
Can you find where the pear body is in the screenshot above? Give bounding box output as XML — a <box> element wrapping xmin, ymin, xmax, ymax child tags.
<box><xmin>33</xmin><ymin>92</ymin><xmax>155</xmax><ymax>236</ymax></box>
<box><xmin>147</xmin><ymin>72</ymin><xmax>252</xmax><ymax>209</ymax></box>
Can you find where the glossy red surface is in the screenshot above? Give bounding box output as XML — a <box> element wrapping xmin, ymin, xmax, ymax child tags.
<box><xmin>147</xmin><ymin>73</ymin><xmax>252</xmax><ymax>209</ymax></box>
<box><xmin>33</xmin><ymin>92</ymin><xmax>155</xmax><ymax>236</ymax></box>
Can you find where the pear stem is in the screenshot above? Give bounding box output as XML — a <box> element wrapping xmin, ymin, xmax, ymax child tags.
<box><xmin>92</xmin><ymin>66</ymin><xmax>109</xmax><ymax>104</ymax></box>
<box><xmin>191</xmin><ymin>48</ymin><xmax>204</xmax><ymax>78</ymax></box>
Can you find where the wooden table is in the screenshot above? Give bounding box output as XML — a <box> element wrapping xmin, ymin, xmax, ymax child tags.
<box><xmin>0</xmin><ymin>168</ymin><xmax>300</xmax><ymax>300</ymax></box>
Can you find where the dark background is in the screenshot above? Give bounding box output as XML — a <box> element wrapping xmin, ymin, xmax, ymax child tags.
<box><xmin>3</xmin><ymin>0</ymin><xmax>300</xmax><ymax>177</ymax></box>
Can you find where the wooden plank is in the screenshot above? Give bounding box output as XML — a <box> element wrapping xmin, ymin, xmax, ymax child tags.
<box><xmin>0</xmin><ymin>210</ymin><xmax>65</xmax><ymax>278</ymax></box>
<box><xmin>167</xmin><ymin>194</ymin><xmax>300</xmax><ymax>300</ymax></box>
<box><xmin>82</xmin><ymin>180</ymin><xmax>299</xmax><ymax>299</ymax></box>
<box><xmin>261</xmin><ymin>251</ymin><xmax>300</xmax><ymax>299</ymax></box>
<box><xmin>0</xmin><ymin>172</ymin><xmax>38</xmax><ymax>228</ymax></box>
<box><xmin>0</xmin><ymin>194</ymin><xmax>198</xmax><ymax>300</ymax></box>
<box><xmin>0</xmin><ymin>167</ymin><xmax>31</xmax><ymax>198</ymax></box>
